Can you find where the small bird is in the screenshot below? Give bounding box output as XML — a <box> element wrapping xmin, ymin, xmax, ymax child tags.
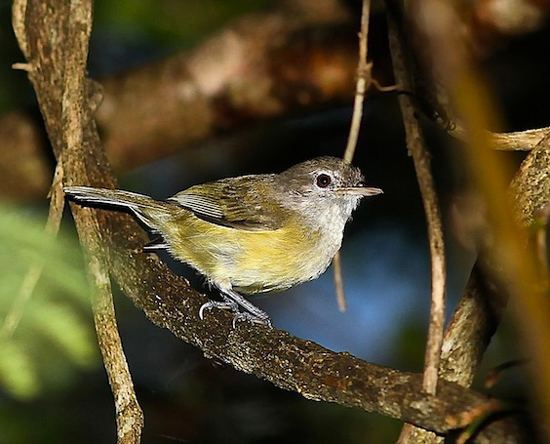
<box><xmin>64</xmin><ymin>156</ymin><xmax>382</xmax><ymax>326</ymax></box>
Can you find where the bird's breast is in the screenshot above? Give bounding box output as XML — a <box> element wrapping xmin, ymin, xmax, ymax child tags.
<box><xmin>229</xmin><ymin>211</ymin><xmax>347</xmax><ymax>293</ymax></box>
<box><xmin>165</xmin><ymin>212</ymin><xmax>346</xmax><ymax>294</ymax></box>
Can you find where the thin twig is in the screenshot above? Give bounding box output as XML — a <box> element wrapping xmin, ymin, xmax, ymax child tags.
<box><xmin>449</xmin><ymin>125</ymin><xmax>550</xmax><ymax>151</ymax></box>
<box><xmin>387</xmin><ymin>10</ymin><xmax>446</xmax><ymax>396</ymax></box>
<box><xmin>333</xmin><ymin>0</ymin><xmax>372</xmax><ymax>311</ymax></box>
<box><xmin>343</xmin><ymin>0</ymin><xmax>372</xmax><ymax>163</ymax></box>
<box><xmin>484</xmin><ymin>359</ymin><xmax>527</xmax><ymax>389</ymax></box>
<box><xmin>61</xmin><ymin>0</ymin><xmax>144</xmax><ymax>440</ymax></box>
<box><xmin>0</xmin><ymin>157</ymin><xmax>65</xmax><ymax>339</ymax></box>
<box><xmin>332</xmin><ymin>253</ymin><xmax>347</xmax><ymax>312</ymax></box>
<box><xmin>387</xmin><ymin>8</ymin><xmax>447</xmax><ymax>443</ymax></box>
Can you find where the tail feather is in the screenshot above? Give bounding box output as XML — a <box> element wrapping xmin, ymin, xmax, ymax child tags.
<box><xmin>64</xmin><ymin>186</ymin><xmax>174</xmax><ymax>230</ymax></box>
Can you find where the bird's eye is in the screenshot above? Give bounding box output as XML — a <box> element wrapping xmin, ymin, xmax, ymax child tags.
<box><xmin>316</xmin><ymin>173</ymin><xmax>332</xmax><ymax>188</ymax></box>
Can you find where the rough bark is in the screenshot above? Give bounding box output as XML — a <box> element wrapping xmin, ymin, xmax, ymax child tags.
<box><xmin>13</xmin><ymin>0</ymin><xmax>144</xmax><ymax>442</ymax></box>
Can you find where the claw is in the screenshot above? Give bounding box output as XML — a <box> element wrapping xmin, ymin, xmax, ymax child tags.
<box><xmin>198</xmin><ymin>296</ymin><xmax>272</xmax><ymax>328</ymax></box>
<box><xmin>232</xmin><ymin>312</ymin><xmax>272</xmax><ymax>328</ymax></box>
<box><xmin>198</xmin><ymin>300</ymin><xmax>238</xmax><ymax>320</ymax></box>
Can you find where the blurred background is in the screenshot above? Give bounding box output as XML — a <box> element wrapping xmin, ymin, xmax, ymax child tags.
<box><xmin>0</xmin><ymin>0</ymin><xmax>549</xmax><ymax>442</ymax></box>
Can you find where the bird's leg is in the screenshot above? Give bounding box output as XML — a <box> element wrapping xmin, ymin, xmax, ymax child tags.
<box><xmin>220</xmin><ymin>288</ymin><xmax>272</xmax><ymax>327</ymax></box>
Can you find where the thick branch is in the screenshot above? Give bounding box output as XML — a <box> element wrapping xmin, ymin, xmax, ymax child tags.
<box><xmin>12</xmin><ymin>0</ymin><xmax>144</xmax><ymax>442</ymax></box>
<box><xmin>396</xmin><ymin>264</ymin><xmax>508</xmax><ymax>444</ymax></box>
<box><xmin>392</xmin><ymin>124</ymin><xmax>549</xmax><ymax>444</ymax></box>
<box><xmin>510</xmin><ymin>131</ymin><xmax>550</xmax><ymax>226</ymax></box>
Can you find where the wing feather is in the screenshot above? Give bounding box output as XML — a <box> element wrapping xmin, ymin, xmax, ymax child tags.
<box><xmin>167</xmin><ymin>175</ymin><xmax>285</xmax><ymax>231</ymax></box>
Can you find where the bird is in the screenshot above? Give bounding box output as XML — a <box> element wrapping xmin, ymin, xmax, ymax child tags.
<box><xmin>64</xmin><ymin>156</ymin><xmax>382</xmax><ymax>327</ymax></box>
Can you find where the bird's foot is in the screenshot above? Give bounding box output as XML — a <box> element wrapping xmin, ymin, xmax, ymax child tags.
<box><xmin>198</xmin><ymin>300</ymin><xmax>272</xmax><ymax>328</ymax></box>
<box><xmin>198</xmin><ymin>300</ymin><xmax>238</xmax><ymax>320</ymax></box>
<box><xmin>232</xmin><ymin>311</ymin><xmax>272</xmax><ymax>328</ymax></box>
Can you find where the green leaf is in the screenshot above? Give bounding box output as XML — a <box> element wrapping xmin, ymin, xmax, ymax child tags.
<box><xmin>0</xmin><ymin>205</ymin><xmax>97</xmax><ymax>399</ymax></box>
<box><xmin>0</xmin><ymin>340</ymin><xmax>40</xmax><ymax>399</ymax></box>
<box><xmin>26</xmin><ymin>301</ymin><xmax>98</xmax><ymax>367</ymax></box>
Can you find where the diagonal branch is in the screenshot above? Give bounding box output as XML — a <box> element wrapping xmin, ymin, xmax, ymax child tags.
<box><xmin>390</xmin><ymin>119</ymin><xmax>549</xmax><ymax>444</ymax></box>
<box><xmin>410</xmin><ymin>1</ymin><xmax>550</xmax><ymax>441</ymax></box>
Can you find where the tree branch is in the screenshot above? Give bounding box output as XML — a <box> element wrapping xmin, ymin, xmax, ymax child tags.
<box><xmin>332</xmin><ymin>0</ymin><xmax>374</xmax><ymax>313</ymax></box>
<box><xmin>447</xmin><ymin>125</ymin><xmax>550</xmax><ymax>151</ymax></box>
<box><xmin>409</xmin><ymin>0</ymin><xmax>550</xmax><ymax>440</ymax></box>
<box><xmin>387</xmin><ymin>5</ymin><xmax>447</xmax><ymax>396</ymax></box>
<box><xmin>343</xmin><ymin>0</ymin><xmax>372</xmax><ymax>164</ymax></box>
<box><xmin>88</xmin><ymin>256</ymin><xmax>144</xmax><ymax>444</ymax></box>
<box><xmin>386</xmin><ymin>0</ymin><xmax>550</xmax><ymax>441</ymax></box>
<box><xmin>394</xmin><ymin>121</ymin><xmax>549</xmax><ymax>444</ymax></box>
<box><xmin>12</xmin><ymin>0</ymin><xmax>143</xmax><ymax>442</ymax></box>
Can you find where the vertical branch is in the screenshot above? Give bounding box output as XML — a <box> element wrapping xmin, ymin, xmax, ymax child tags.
<box><xmin>391</xmin><ymin>0</ymin><xmax>550</xmax><ymax>440</ymax></box>
<box><xmin>387</xmin><ymin>13</ymin><xmax>447</xmax><ymax>396</ymax></box>
<box><xmin>11</xmin><ymin>0</ymin><xmax>144</xmax><ymax>442</ymax></box>
<box><xmin>332</xmin><ymin>252</ymin><xmax>347</xmax><ymax>312</ymax></box>
<box><xmin>333</xmin><ymin>0</ymin><xmax>372</xmax><ymax>311</ymax></box>
<box><xmin>387</xmin><ymin>12</ymin><xmax>447</xmax><ymax>441</ymax></box>
<box><xmin>394</xmin><ymin>264</ymin><xmax>507</xmax><ymax>444</ymax></box>
<box><xmin>343</xmin><ymin>0</ymin><xmax>371</xmax><ymax>163</ymax></box>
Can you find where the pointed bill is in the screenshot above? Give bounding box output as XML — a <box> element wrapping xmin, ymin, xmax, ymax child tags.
<box><xmin>335</xmin><ymin>186</ymin><xmax>383</xmax><ymax>197</ymax></box>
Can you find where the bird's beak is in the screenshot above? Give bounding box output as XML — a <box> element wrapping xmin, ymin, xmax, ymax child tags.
<box><xmin>336</xmin><ymin>185</ymin><xmax>384</xmax><ymax>197</ymax></box>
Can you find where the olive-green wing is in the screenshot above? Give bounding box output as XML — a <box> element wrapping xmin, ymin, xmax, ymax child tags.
<box><xmin>167</xmin><ymin>175</ymin><xmax>285</xmax><ymax>231</ymax></box>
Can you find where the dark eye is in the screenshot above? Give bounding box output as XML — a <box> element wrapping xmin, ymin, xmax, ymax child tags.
<box><xmin>316</xmin><ymin>173</ymin><xmax>332</xmax><ymax>188</ymax></box>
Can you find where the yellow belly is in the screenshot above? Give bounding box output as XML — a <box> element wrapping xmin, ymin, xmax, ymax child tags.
<box><xmin>164</xmin><ymin>212</ymin><xmax>331</xmax><ymax>294</ymax></box>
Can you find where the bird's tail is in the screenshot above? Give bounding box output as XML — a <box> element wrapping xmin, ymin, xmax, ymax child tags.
<box><xmin>64</xmin><ymin>186</ymin><xmax>177</xmax><ymax>231</ymax></box>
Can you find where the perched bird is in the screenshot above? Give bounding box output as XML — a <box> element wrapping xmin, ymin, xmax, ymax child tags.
<box><xmin>65</xmin><ymin>156</ymin><xmax>382</xmax><ymax>326</ymax></box>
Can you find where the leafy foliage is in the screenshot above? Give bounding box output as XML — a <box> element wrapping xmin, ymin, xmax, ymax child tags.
<box><xmin>0</xmin><ymin>206</ymin><xmax>98</xmax><ymax>399</ymax></box>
